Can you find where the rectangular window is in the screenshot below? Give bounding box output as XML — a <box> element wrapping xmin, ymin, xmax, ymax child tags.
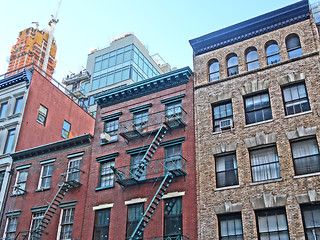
<box><xmin>4</xmin><ymin>129</ymin><xmax>16</xmax><ymax>154</ymax></box>
<box><xmin>215</xmin><ymin>153</ymin><xmax>239</xmax><ymax>188</ymax></box>
<box><xmin>164</xmin><ymin>197</ymin><xmax>183</xmax><ymax>237</ymax></box>
<box><xmin>131</xmin><ymin>153</ymin><xmax>146</xmax><ymax>180</ymax></box>
<box><xmin>291</xmin><ymin>138</ymin><xmax>320</xmax><ymax>175</ymax></box>
<box><xmin>256</xmin><ymin>208</ymin><xmax>289</xmax><ymax>239</ymax></box>
<box><xmin>99</xmin><ymin>160</ymin><xmax>115</xmax><ymax>188</ymax></box>
<box><xmin>282</xmin><ymin>83</ymin><xmax>311</xmax><ymax>115</ymax></box>
<box><xmin>165</xmin><ymin>144</ymin><xmax>182</xmax><ymax>172</ymax></box>
<box><xmin>218</xmin><ymin>213</ymin><xmax>243</xmax><ymax>239</ymax></box>
<box><xmin>245</xmin><ymin>92</ymin><xmax>272</xmax><ymax>124</ymax></box>
<box><xmin>13</xmin><ymin>169</ymin><xmax>29</xmax><ymax>195</ymax></box>
<box><xmin>62</xmin><ymin>120</ymin><xmax>71</xmax><ymax>139</ymax></box>
<box><xmin>126</xmin><ymin>203</ymin><xmax>144</xmax><ymax>239</ymax></box>
<box><xmin>37</xmin><ymin>105</ymin><xmax>48</xmax><ymax>125</ymax></box>
<box><xmin>133</xmin><ymin>111</ymin><xmax>148</xmax><ymax>132</ymax></box>
<box><xmin>29</xmin><ymin>212</ymin><xmax>44</xmax><ymax>239</ymax></box>
<box><xmin>58</xmin><ymin>208</ymin><xmax>75</xmax><ymax>240</ymax></box>
<box><xmin>67</xmin><ymin>158</ymin><xmax>82</xmax><ymax>182</ymax></box>
<box><xmin>0</xmin><ymin>101</ymin><xmax>8</xmax><ymax>118</ymax></box>
<box><xmin>301</xmin><ymin>204</ymin><xmax>320</xmax><ymax>239</ymax></box>
<box><xmin>104</xmin><ymin>119</ymin><xmax>119</xmax><ymax>141</ymax></box>
<box><xmin>166</xmin><ymin>101</ymin><xmax>182</xmax><ymax>120</ymax></box>
<box><xmin>0</xmin><ymin>170</ymin><xmax>5</xmax><ymax>191</ymax></box>
<box><xmin>212</xmin><ymin>101</ymin><xmax>233</xmax><ymax>132</ymax></box>
<box><xmin>13</xmin><ymin>97</ymin><xmax>23</xmax><ymax>114</ymax></box>
<box><xmin>4</xmin><ymin>216</ymin><xmax>18</xmax><ymax>240</ymax></box>
<box><xmin>38</xmin><ymin>164</ymin><xmax>53</xmax><ymax>189</ymax></box>
<box><xmin>250</xmin><ymin>146</ymin><xmax>281</xmax><ymax>182</ymax></box>
<box><xmin>93</xmin><ymin>209</ymin><xmax>111</xmax><ymax>240</ymax></box>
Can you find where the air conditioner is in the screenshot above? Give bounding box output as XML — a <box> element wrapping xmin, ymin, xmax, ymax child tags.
<box><xmin>100</xmin><ymin>132</ymin><xmax>111</xmax><ymax>142</ymax></box>
<box><xmin>220</xmin><ymin>119</ymin><xmax>233</xmax><ymax>130</ymax></box>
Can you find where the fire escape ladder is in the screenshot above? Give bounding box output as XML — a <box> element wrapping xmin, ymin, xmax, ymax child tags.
<box><xmin>132</xmin><ymin>123</ymin><xmax>169</xmax><ymax>180</ymax></box>
<box><xmin>129</xmin><ymin>172</ymin><xmax>173</xmax><ymax>240</ymax></box>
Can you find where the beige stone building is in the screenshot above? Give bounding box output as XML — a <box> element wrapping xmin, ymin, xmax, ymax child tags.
<box><xmin>190</xmin><ymin>0</ymin><xmax>320</xmax><ymax>239</ymax></box>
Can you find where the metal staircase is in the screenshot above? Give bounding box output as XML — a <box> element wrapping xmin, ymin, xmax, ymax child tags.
<box><xmin>129</xmin><ymin>172</ymin><xmax>173</xmax><ymax>240</ymax></box>
<box><xmin>112</xmin><ymin>123</ymin><xmax>169</xmax><ymax>187</ymax></box>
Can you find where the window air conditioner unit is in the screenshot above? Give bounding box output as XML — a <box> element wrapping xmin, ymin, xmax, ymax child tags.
<box><xmin>100</xmin><ymin>132</ymin><xmax>111</xmax><ymax>142</ymax></box>
<box><xmin>220</xmin><ymin>119</ymin><xmax>233</xmax><ymax>130</ymax></box>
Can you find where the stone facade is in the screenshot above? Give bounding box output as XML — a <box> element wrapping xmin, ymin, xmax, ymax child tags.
<box><xmin>192</xmin><ymin>6</ymin><xmax>320</xmax><ymax>240</ymax></box>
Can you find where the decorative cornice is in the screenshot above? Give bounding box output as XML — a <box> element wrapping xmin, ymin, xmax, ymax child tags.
<box><xmin>251</xmin><ymin>193</ymin><xmax>287</xmax><ymax>209</ymax></box>
<box><xmin>212</xmin><ymin>142</ymin><xmax>237</xmax><ymax>155</ymax></box>
<box><xmin>286</xmin><ymin>126</ymin><xmax>317</xmax><ymax>140</ymax></box>
<box><xmin>244</xmin><ymin>132</ymin><xmax>277</xmax><ymax>148</ymax></box>
<box><xmin>277</xmin><ymin>72</ymin><xmax>305</xmax><ymax>85</ymax></box>
<box><xmin>189</xmin><ymin>0</ymin><xmax>309</xmax><ymax>55</ymax></box>
<box><xmin>214</xmin><ymin>201</ymin><xmax>242</xmax><ymax>214</ymax></box>
<box><xmin>67</xmin><ymin>151</ymin><xmax>85</xmax><ymax>159</ymax></box>
<box><xmin>96</xmin><ymin>152</ymin><xmax>119</xmax><ymax>162</ymax></box>
<box><xmin>239</xmin><ymin>79</ymin><xmax>270</xmax><ymax>96</ymax></box>
<box><xmin>11</xmin><ymin>134</ymin><xmax>93</xmax><ymax>162</ymax></box>
<box><xmin>59</xmin><ymin>200</ymin><xmax>78</xmax><ymax>208</ymax></box>
<box><xmin>129</xmin><ymin>103</ymin><xmax>152</xmax><ymax>113</ymax></box>
<box><xmin>95</xmin><ymin>67</ymin><xmax>192</xmax><ymax>108</ymax></box>
<box><xmin>161</xmin><ymin>94</ymin><xmax>186</xmax><ymax>105</ymax></box>
<box><xmin>296</xmin><ymin>190</ymin><xmax>320</xmax><ymax>204</ymax></box>
<box><xmin>0</xmin><ymin>69</ymin><xmax>32</xmax><ymax>89</ymax></box>
<box><xmin>126</xmin><ymin>145</ymin><xmax>149</xmax><ymax>155</ymax></box>
<box><xmin>160</xmin><ymin>137</ymin><xmax>186</xmax><ymax>148</ymax></box>
<box><xmin>101</xmin><ymin>112</ymin><xmax>122</xmax><ymax>122</ymax></box>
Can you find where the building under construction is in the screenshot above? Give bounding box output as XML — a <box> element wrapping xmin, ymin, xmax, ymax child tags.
<box><xmin>7</xmin><ymin>26</ymin><xmax>57</xmax><ymax>77</ymax></box>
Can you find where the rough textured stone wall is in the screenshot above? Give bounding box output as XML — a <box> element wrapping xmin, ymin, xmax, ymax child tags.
<box><xmin>193</xmin><ymin>18</ymin><xmax>320</xmax><ymax>240</ymax></box>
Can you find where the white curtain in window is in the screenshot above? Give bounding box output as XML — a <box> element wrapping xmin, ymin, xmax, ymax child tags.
<box><xmin>291</xmin><ymin>139</ymin><xmax>319</xmax><ymax>158</ymax></box>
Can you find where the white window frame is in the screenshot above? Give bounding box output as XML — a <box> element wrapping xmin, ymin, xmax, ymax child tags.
<box><xmin>13</xmin><ymin>168</ymin><xmax>29</xmax><ymax>195</ymax></box>
<box><xmin>66</xmin><ymin>158</ymin><xmax>82</xmax><ymax>182</ymax></box>
<box><xmin>37</xmin><ymin>164</ymin><xmax>54</xmax><ymax>190</ymax></box>
<box><xmin>28</xmin><ymin>212</ymin><xmax>45</xmax><ymax>240</ymax></box>
<box><xmin>57</xmin><ymin>208</ymin><xmax>75</xmax><ymax>240</ymax></box>
<box><xmin>3</xmin><ymin>216</ymin><xmax>19</xmax><ymax>240</ymax></box>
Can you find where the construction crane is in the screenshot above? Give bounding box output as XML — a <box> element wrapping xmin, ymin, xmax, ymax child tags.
<box><xmin>42</xmin><ymin>0</ymin><xmax>62</xmax><ymax>75</ymax></box>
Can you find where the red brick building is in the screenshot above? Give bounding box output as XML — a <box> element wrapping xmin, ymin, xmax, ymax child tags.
<box><xmin>81</xmin><ymin>67</ymin><xmax>197</xmax><ymax>239</ymax></box>
<box><xmin>1</xmin><ymin>134</ymin><xmax>92</xmax><ymax>240</ymax></box>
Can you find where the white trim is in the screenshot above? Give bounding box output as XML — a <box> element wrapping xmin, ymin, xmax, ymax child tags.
<box><xmin>125</xmin><ymin>198</ymin><xmax>147</xmax><ymax>205</ymax></box>
<box><xmin>93</xmin><ymin>203</ymin><xmax>114</xmax><ymax>211</ymax></box>
<box><xmin>162</xmin><ymin>191</ymin><xmax>185</xmax><ymax>199</ymax></box>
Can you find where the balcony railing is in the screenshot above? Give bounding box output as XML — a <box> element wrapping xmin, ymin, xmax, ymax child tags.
<box><xmin>119</xmin><ymin>107</ymin><xmax>187</xmax><ymax>141</ymax></box>
<box><xmin>126</xmin><ymin>235</ymin><xmax>189</xmax><ymax>240</ymax></box>
<box><xmin>112</xmin><ymin>155</ymin><xmax>187</xmax><ymax>187</ymax></box>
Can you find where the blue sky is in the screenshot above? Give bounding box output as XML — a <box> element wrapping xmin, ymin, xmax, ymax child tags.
<box><xmin>0</xmin><ymin>0</ymin><xmax>318</xmax><ymax>81</ymax></box>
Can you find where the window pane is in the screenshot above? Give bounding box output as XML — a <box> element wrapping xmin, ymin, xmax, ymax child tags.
<box><xmin>4</xmin><ymin>129</ymin><xmax>16</xmax><ymax>154</ymax></box>
<box><xmin>0</xmin><ymin>102</ymin><xmax>8</xmax><ymax>118</ymax></box>
<box><xmin>219</xmin><ymin>214</ymin><xmax>243</xmax><ymax>239</ymax></box>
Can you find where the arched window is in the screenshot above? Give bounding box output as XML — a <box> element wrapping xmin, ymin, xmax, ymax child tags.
<box><xmin>208</xmin><ymin>59</ymin><xmax>220</xmax><ymax>81</ymax></box>
<box><xmin>227</xmin><ymin>53</ymin><xmax>239</xmax><ymax>77</ymax></box>
<box><xmin>286</xmin><ymin>34</ymin><xmax>302</xmax><ymax>59</ymax></box>
<box><xmin>265</xmin><ymin>41</ymin><xmax>280</xmax><ymax>65</ymax></box>
<box><xmin>246</xmin><ymin>47</ymin><xmax>259</xmax><ymax>71</ymax></box>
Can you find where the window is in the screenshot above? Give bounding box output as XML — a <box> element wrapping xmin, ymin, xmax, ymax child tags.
<box><xmin>93</xmin><ymin>209</ymin><xmax>111</xmax><ymax>240</ymax></box>
<box><xmin>208</xmin><ymin>59</ymin><xmax>220</xmax><ymax>81</ymax></box>
<box><xmin>212</xmin><ymin>101</ymin><xmax>233</xmax><ymax>132</ymax></box>
<box><xmin>29</xmin><ymin>212</ymin><xmax>44</xmax><ymax>239</ymax></box>
<box><xmin>99</xmin><ymin>160</ymin><xmax>115</xmax><ymax>188</ymax></box>
<box><xmin>62</xmin><ymin>121</ymin><xmax>71</xmax><ymax>139</ymax></box>
<box><xmin>215</xmin><ymin>153</ymin><xmax>239</xmax><ymax>188</ymax></box>
<box><xmin>126</xmin><ymin>203</ymin><xmax>144</xmax><ymax>239</ymax></box>
<box><xmin>89</xmin><ymin>96</ymin><xmax>95</xmax><ymax>106</ymax></box>
<box><xmin>80</xmin><ymin>81</ymin><xmax>90</xmax><ymax>94</ymax></box>
<box><xmin>282</xmin><ymin>83</ymin><xmax>310</xmax><ymax>116</ymax></box>
<box><xmin>301</xmin><ymin>204</ymin><xmax>320</xmax><ymax>239</ymax></box>
<box><xmin>244</xmin><ymin>92</ymin><xmax>272</xmax><ymax>124</ymax></box>
<box><xmin>291</xmin><ymin>138</ymin><xmax>320</xmax><ymax>175</ymax></box>
<box><xmin>218</xmin><ymin>213</ymin><xmax>243</xmax><ymax>239</ymax></box>
<box><xmin>13</xmin><ymin>169</ymin><xmax>28</xmax><ymax>195</ymax></box>
<box><xmin>0</xmin><ymin>101</ymin><xmax>8</xmax><ymax>118</ymax></box>
<box><xmin>164</xmin><ymin>197</ymin><xmax>183</xmax><ymax>237</ymax></box>
<box><xmin>250</xmin><ymin>146</ymin><xmax>281</xmax><ymax>182</ymax></box>
<box><xmin>246</xmin><ymin>47</ymin><xmax>259</xmax><ymax>71</ymax></box>
<box><xmin>37</xmin><ymin>105</ymin><xmax>48</xmax><ymax>125</ymax></box>
<box><xmin>266</xmin><ymin>41</ymin><xmax>280</xmax><ymax>65</ymax></box>
<box><xmin>13</xmin><ymin>97</ymin><xmax>23</xmax><ymax>114</ymax></box>
<box><xmin>104</xmin><ymin>119</ymin><xmax>119</xmax><ymax>141</ymax></box>
<box><xmin>227</xmin><ymin>54</ymin><xmax>239</xmax><ymax>76</ymax></box>
<box><xmin>0</xmin><ymin>170</ymin><xmax>5</xmax><ymax>190</ymax></box>
<box><xmin>4</xmin><ymin>216</ymin><xmax>18</xmax><ymax>240</ymax></box>
<box><xmin>286</xmin><ymin>34</ymin><xmax>303</xmax><ymax>59</ymax></box>
<box><xmin>165</xmin><ymin>144</ymin><xmax>182</xmax><ymax>172</ymax></box>
<box><xmin>4</xmin><ymin>129</ymin><xmax>16</xmax><ymax>154</ymax></box>
<box><xmin>131</xmin><ymin>153</ymin><xmax>146</xmax><ymax>180</ymax></box>
<box><xmin>58</xmin><ymin>208</ymin><xmax>75</xmax><ymax>240</ymax></box>
<box><xmin>38</xmin><ymin>164</ymin><xmax>53</xmax><ymax>189</ymax></box>
<box><xmin>256</xmin><ymin>208</ymin><xmax>289</xmax><ymax>239</ymax></box>
<box><xmin>133</xmin><ymin>111</ymin><xmax>148</xmax><ymax>132</ymax></box>
<box><xmin>67</xmin><ymin>158</ymin><xmax>82</xmax><ymax>182</ymax></box>
<box><xmin>166</xmin><ymin>101</ymin><xmax>182</xmax><ymax>121</ymax></box>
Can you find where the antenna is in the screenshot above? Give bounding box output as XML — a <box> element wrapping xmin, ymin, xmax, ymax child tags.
<box><xmin>42</xmin><ymin>0</ymin><xmax>62</xmax><ymax>75</ymax></box>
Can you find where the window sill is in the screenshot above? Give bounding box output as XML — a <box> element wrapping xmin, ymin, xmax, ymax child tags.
<box><xmin>36</xmin><ymin>120</ymin><xmax>46</xmax><ymax>126</ymax></box>
<box><xmin>212</xmin><ymin>128</ymin><xmax>234</xmax><ymax>135</ymax></box>
<box><xmin>249</xmin><ymin>178</ymin><xmax>282</xmax><ymax>186</ymax></box>
<box><xmin>214</xmin><ymin>185</ymin><xmax>240</xmax><ymax>191</ymax></box>
<box><xmin>284</xmin><ymin>110</ymin><xmax>312</xmax><ymax>119</ymax></box>
<box><xmin>100</xmin><ymin>140</ymin><xmax>118</xmax><ymax>146</ymax></box>
<box><xmin>10</xmin><ymin>193</ymin><xmax>26</xmax><ymax>197</ymax></box>
<box><xmin>0</xmin><ymin>118</ymin><xmax>5</xmax><ymax>122</ymax></box>
<box><xmin>35</xmin><ymin>188</ymin><xmax>50</xmax><ymax>192</ymax></box>
<box><xmin>293</xmin><ymin>172</ymin><xmax>320</xmax><ymax>179</ymax></box>
<box><xmin>7</xmin><ymin>113</ymin><xmax>22</xmax><ymax>119</ymax></box>
<box><xmin>244</xmin><ymin>119</ymin><xmax>274</xmax><ymax>128</ymax></box>
<box><xmin>95</xmin><ymin>185</ymin><xmax>114</xmax><ymax>191</ymax></box>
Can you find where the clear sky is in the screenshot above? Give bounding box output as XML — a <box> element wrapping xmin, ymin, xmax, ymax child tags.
<box><xmin>0</xmin><ymin>0</ymin><xmax>318</xmax><ymax>81</ymax></box>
